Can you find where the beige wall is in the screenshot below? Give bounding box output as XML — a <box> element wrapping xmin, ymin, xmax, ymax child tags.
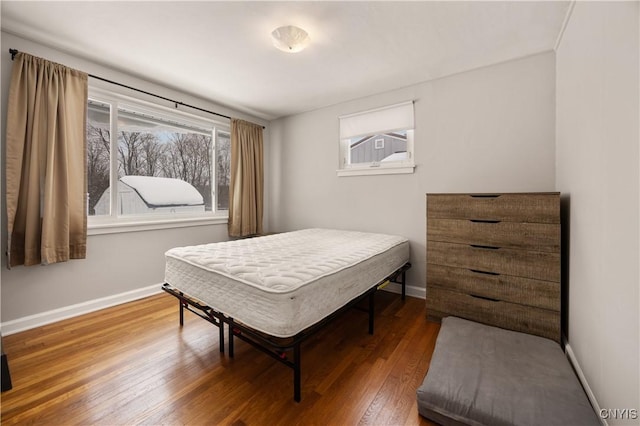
<box><xmin>556</xmin><ymin>2</ymin><xmax>639</xmax><ymax>421</ymax></box>
<box><xmin>0</xmin><ymin>32</ymin><xmax>270</xmax><ymax>324</ymax></box>
<box><xmin>269</xmin><ymin>51</ymin><xmax>557</xmax><ymax>296</ymax></box>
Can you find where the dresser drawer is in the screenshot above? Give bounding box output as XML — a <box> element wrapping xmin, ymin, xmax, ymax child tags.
<box><xmin>426</xmin><ymin>287</ymin><xmax>560</xmax><ymax>341</ymax></box>
<box><xmin>426</xmin><ymin>264</ymin><xmax>560</xmax><ymax>311</ymax></box>
<box><xmin>427</xmin><ymin>241</ymin><xmax>560</xmax><ymax>282</ymax></box>
<box><xmin>427</xmin><ymin>193</ymin><xmax>560</xmax><ymax>223</ymax></box>
<box><xmin>427</xmin><ymin>219</ymin><xmax>560</xmax><ymax>252</ymax></box>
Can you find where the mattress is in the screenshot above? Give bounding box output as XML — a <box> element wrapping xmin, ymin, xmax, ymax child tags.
<box><xmin>165</xmin><ymin>228</ymin><xmax>410</xmax><ymax>338</ymax></box>
<box><xmin>416</xmin><ymin>317</ymin><xmax>599</xmax><ymax>426</ymax></box>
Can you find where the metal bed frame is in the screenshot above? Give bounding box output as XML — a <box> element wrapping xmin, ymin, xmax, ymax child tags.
<box><xmin>162</xmin><ymin>262</ymin><xmax>411</xmax><ymax>402</ymax></box>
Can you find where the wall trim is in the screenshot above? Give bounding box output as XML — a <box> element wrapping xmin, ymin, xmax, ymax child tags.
<box><xmin>554</xmin><ymin>1</ymin><xmax>576</xmax><ymax>51</ymax></box>
<box><xmin>565</xmin><ymin>343</ymin><xmax>607</xmax><ymax>426</ymax></box>
<box><xmin>1</xmin><ymin>283</ymin><xmax>163</xmax><ymax>336</ymax></box>
<box><xmin>382</xmin><ymin>282</ymin><xmax>426</xmax><ymax>300</ymax></box>
<box><xmin>1</xmin><ymin>281</ymin><xmax>425</xmax><ymax>336</ymax></box>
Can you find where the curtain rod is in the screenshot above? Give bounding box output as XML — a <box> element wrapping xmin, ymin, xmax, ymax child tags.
<box><xmin>9</xmin><ymin>48</ymin><xmax>265</xmax><ymax>129</ymax></box>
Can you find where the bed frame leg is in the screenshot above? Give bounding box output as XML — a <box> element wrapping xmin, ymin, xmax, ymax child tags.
<box><xmin>368</xmin><ymin>290</ymin><xmax>375</xmax><ymax>335</ymax></box>
<box><xmin>179</xmin><ymin>299</ymin><xmax>184</xmax><ymax>326</ymax></box>
<box><xmin>220</xmin><ymin>320</ymin><xmax>226</xmax><ymax>354</ymax></box>
<box><xmin>293</xmin><ymin>343</ymin><xmax>301</xmax><ymax>402</ymax></box>
<box><xmin>228</xmin><ymin>320</ymin><xmax>234</xmax><ymax>357</ymax></box>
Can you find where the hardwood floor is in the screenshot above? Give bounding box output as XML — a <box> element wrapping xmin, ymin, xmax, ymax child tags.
<box><xmin>1</xmin><ymin>291</ymin><xmax>439</xmax><ymax>425</ymax></box>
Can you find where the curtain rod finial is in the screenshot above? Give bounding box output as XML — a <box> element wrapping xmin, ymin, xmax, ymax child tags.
<box><xmin>9</xmin><ymin>49</ymin><xmax>18</xmax><ymax>60</ymax></box>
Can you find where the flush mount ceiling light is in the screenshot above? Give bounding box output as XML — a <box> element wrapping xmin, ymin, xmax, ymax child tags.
<box><xmin>271</xmin><ymin>25</ymin><xmax>311</xmax><ymax>53</ymax></box>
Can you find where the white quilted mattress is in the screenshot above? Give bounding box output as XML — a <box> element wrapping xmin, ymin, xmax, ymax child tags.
<box><xmin>164</xmin><ymin>228</ymin><xmax>410</xmax><ymax>337</ymax></box>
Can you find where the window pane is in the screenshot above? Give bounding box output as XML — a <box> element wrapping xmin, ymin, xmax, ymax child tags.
<box><xmin>115</xmin><ymin>108</ymin><xmax>213</xmax><ymax>215</ymax></box>
<box><xmin>87</xmin><ymin>100</ymin><xmax>111</xmax><ymax>216</ymax></box>
<box><xmin>87</xmin><ymin>97</ymin><xmax>231</xmax><ymax>219</ymax></box>
<box><xmin>348</xmin><ymin>130</ymin><xmax>407</xmax><ymax>164</ymax></box>
<box><xmin>216</xmin><ymin>131</ymin><xmax>231</xmax><ymax>211</ymax></box>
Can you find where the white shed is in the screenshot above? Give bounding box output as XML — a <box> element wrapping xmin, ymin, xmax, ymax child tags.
<box><xmin>94</xmin><ymin>176</ymin><xmax>205</xmax><ymax>215</ymax></box>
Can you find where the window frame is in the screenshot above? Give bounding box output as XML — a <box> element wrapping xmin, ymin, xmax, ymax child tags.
<box><xmin>87</xmin><ymin>87</ymin><xmax>230</xmax><ymax>234</ymax></box>
<box><xmin>337</xmin><ymin>101</ymin><xmax>416</xmax><ymax>177</ymax></box>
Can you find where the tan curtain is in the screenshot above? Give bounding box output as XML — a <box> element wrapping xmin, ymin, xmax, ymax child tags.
<box><xmin>228</xmin><ymin>119</ymin><xmax>264</xmax><ymax>237</ymax></box>
<box><xmin>6</xmin><ymin>52</ymin><xmax>88</xmax><ymax>267</ymax></box>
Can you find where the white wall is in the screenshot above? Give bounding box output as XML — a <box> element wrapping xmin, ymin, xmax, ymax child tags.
<box><xmin>269</xmin><ymin>51</ymin><xmax>557</xmax><ymax>295</ymax></box>
<box><xmin>556</xmin><ymin>2</ymin><xmax>639</xmax><ymax>422</ymax></box>
<box><xmin>0</xmin><ymin>32</ymin><xmax>270</xmax><ymax>325</ymax></box>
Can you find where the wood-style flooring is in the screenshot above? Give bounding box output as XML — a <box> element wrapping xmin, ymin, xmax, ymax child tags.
<box><xmin>1</xmin><ymin>290</ymin><xmax>439</xmax><ymax>425</ymax></box>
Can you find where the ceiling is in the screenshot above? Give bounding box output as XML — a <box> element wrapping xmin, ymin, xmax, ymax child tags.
<box><xmin>1</xmin><ymin>1</ymin><xmax>571</xmax><ymax>121</ymax></box>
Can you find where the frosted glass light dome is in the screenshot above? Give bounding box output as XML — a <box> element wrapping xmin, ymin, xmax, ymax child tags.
<box><xmin>271</xmin><ymin>25</ymin><xmax>311</xmax><ymax>53</ymax></box>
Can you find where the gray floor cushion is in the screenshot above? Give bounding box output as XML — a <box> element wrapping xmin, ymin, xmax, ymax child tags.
<box><xmin>417</xmin><ymin>317</ymin><xmax>599</xmax><ymax>426</ymax></box>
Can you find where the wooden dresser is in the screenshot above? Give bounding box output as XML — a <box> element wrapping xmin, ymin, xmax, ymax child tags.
<box><xmin>426</xmin><ymin>193</ymin><xmax>561</xmax><ymax>342</ymax></box>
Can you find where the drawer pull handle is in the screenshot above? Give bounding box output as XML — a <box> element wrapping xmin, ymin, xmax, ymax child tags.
<box><xmin>469</xmin><ymin>219</ymin><xmax>501</xmax><ymax>224</ymax></box>
<box><xmin>470</xmin><ymin>294</ymin><xmax>500</xmax><ymax>302</ymax></box>
<box><xmin>470</xmin><ymin>194</ymin><xmax>500</xmax><ymax>198</ymax></box>
<box><xmin>469</xmin><ymin>269</ymin><xmax>500</xmax><ymax>276</ymax></box>
<box><xmin>470</xmin><ymin>244</ymin><xmax>500</xmax><ymax>250</ymax></box>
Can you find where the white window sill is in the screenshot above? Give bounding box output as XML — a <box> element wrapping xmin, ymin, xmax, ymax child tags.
<box><xmin>88</xmin><ymin>214</ymin><xmax>228</xmax><ymax>235</ymax></box>
<box><xmin>336</xmin><ymin>164</ymin><xmax>415</xmax><ymax>177</ymax></box>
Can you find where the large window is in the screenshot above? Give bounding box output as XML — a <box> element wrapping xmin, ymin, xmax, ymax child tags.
<box><xmin>87</xmin><ymin>89</ymin><xmax>230</xmax><ymax>228</ymax></box>
<box><xmin>338</xmin><ymin>101</ymin><xmax>415</xmax><ymax>176</ymax></box>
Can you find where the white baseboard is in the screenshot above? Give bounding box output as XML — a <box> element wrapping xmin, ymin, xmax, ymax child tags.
<box><xmin>565</xmin><ymin>343</ymin><xmax>607</xmax><ymax>426</ymax></box>
<box><xmin>1</xmin><ymin>283</ymin><xmax>163</xmax><ymax>336</ymax></box>
<box><xmin>382</xmin><ymin>282</ymin><xmax>426</xmax><ymax>299</ymax></box>
<box><xmin>1</xmin><ymin>281</ymin><xmax>424</xmax><ymax>336</ymax></box>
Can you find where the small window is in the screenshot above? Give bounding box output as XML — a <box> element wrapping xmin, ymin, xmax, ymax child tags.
<box><xmin>338</xmin><ymin>101</ymin><xmax>415</xmax><ymax>176</ymax></box>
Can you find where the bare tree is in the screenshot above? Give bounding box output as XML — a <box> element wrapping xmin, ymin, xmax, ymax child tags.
<box><xmin>88</xmin><ymin>123</ymin><xmax>223</xmax><ymax>212</ymax></box>
<box><xmin>118</xmin><ymin>132</ymin><xmax>143</xmax><ymax>176</ymax></box>
<box><xmin>215</xmin><ymin>133</ymin><xmax>231</xmax><ymax>209</ymax></box>
<box><xmin>117</xmin><ymin>131</ymin><xmax>168</xmax><ymax>177</ymax></box>
<box><xmin>141</xmin><ymin>135</ymin><xmax>167</xmax><ymax>176</ymax></box>
<box><xmin>161</xmin><ymin>133</ymin><xmax>213</xmax><ymax>208</ymax></box>
<box><xmin>86</xmin><ymin>124</ymin><xmax>110</xmax><ymax>214</ymax></box>
<box><xmin>216</xmin><ymin>134</ymin><xmax>231</xmax><ymax>186</ymax></box>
